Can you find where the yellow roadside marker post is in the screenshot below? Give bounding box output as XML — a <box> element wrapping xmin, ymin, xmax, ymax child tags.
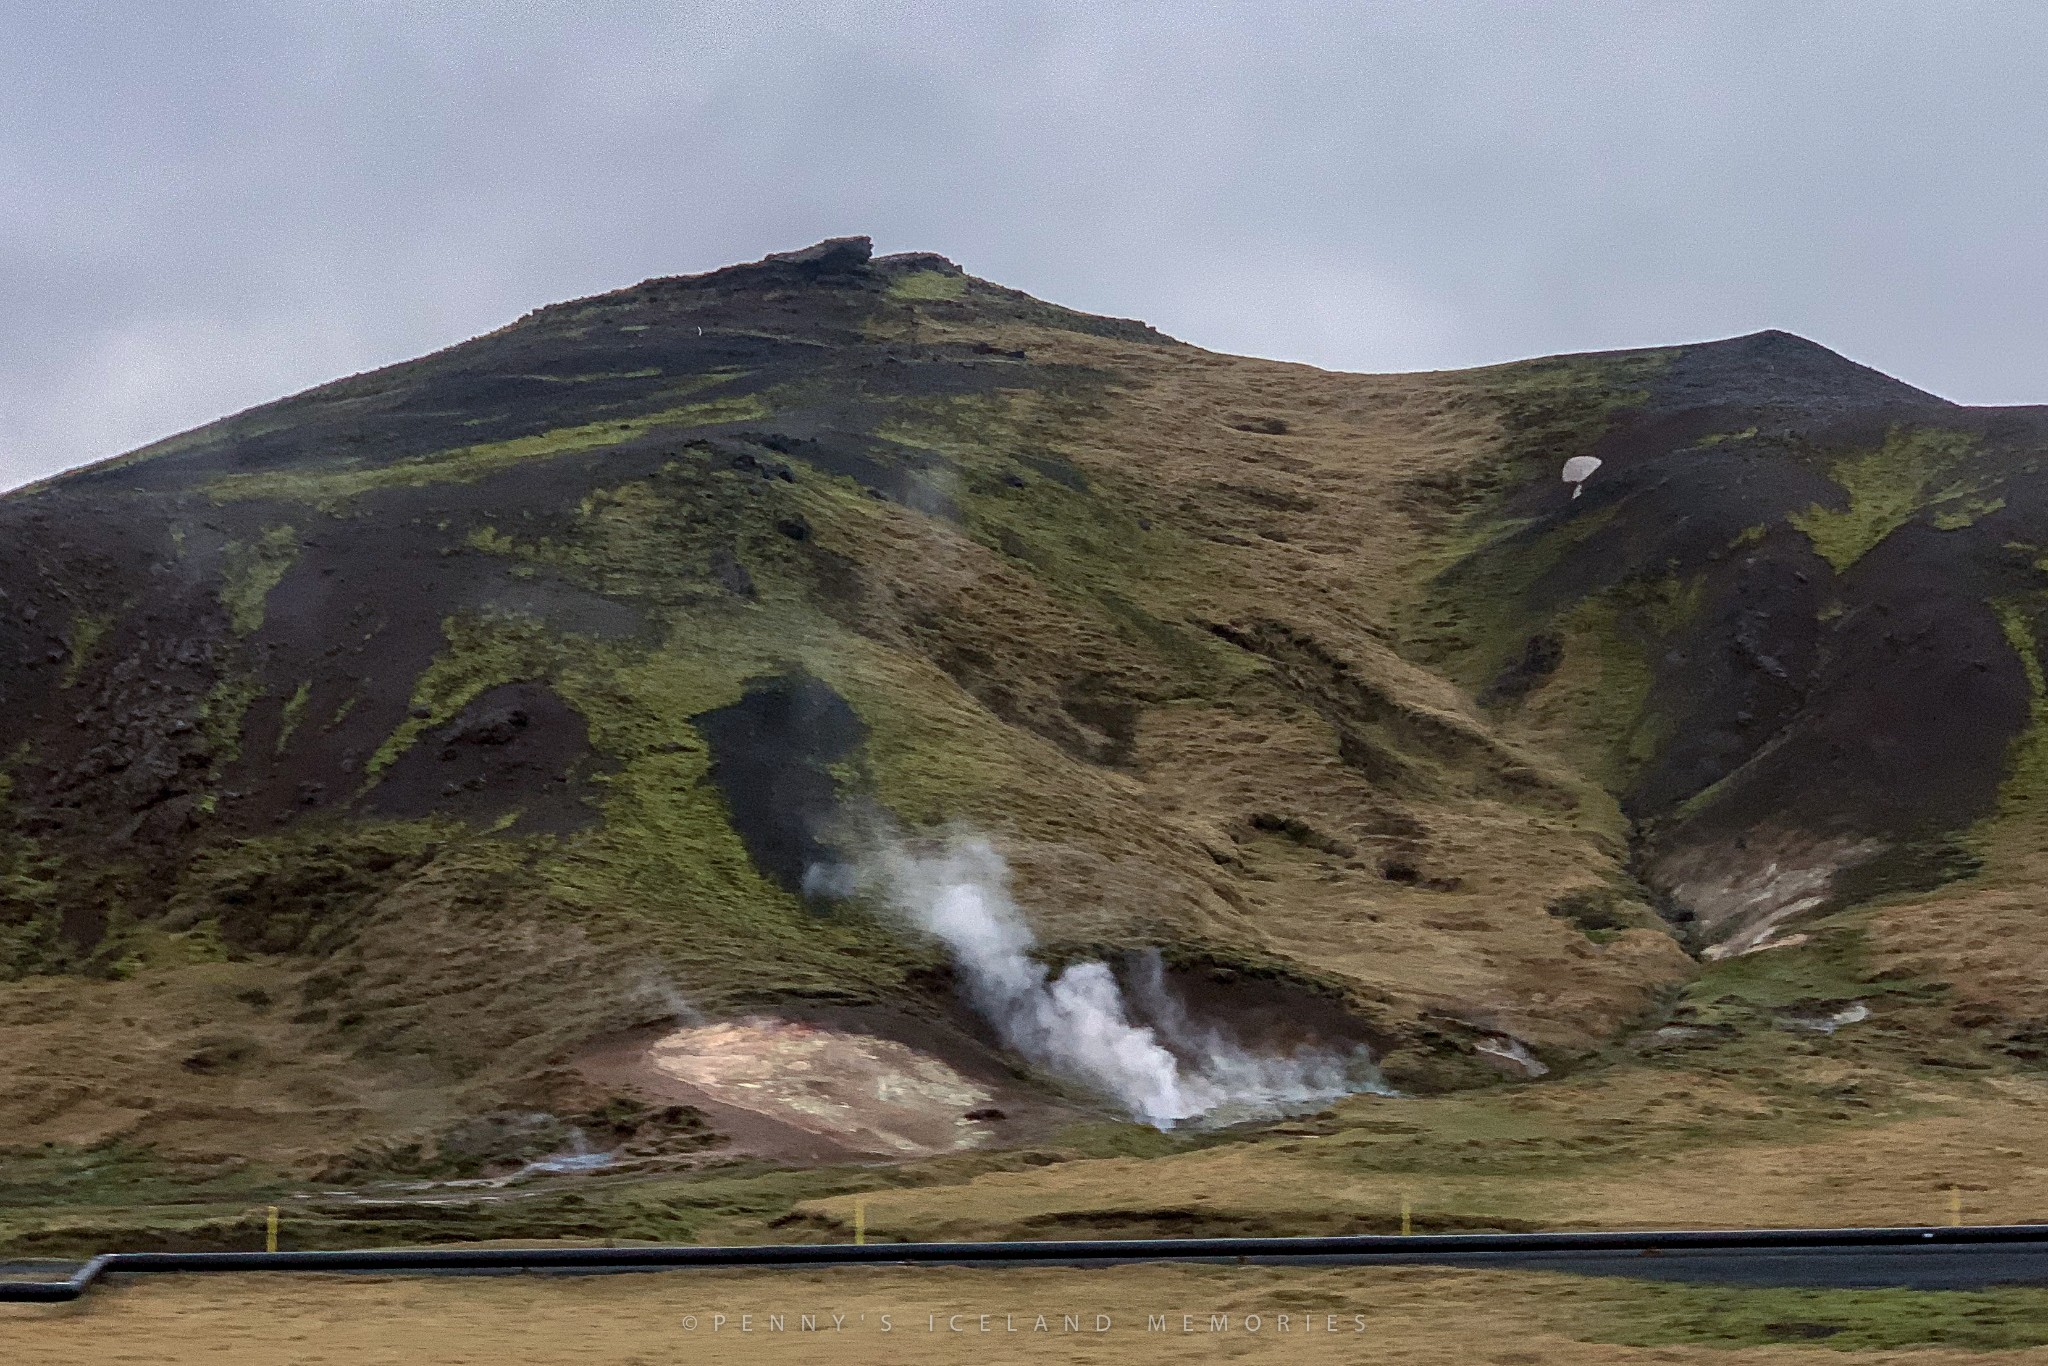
<box><xmin>854</xmin><ymin>1198</ymin><xmax>866</xmax><ymax>1246</ymax></box>
<box><xmin>1400</xmin><ymin>1195</ymin><xmax>1412</xmax><ymax>1236</ymax></box>
<box><xmin>266</xmin><ymin>1206</ymin><xmax>280</xmax><ymax>1253</ymax></box>
<box><xmin>1950</xmin><ymin>1187</ymin><xmax>1963</xmax><ymax>1227</ymax></box>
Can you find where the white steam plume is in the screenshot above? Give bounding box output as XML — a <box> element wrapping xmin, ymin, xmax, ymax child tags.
<box><xmin>809</xmin><ymin>835</ymin><xmax>1385</xmax><ymax>1129</ymax></box>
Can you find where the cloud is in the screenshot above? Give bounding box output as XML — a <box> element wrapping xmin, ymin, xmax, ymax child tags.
<box><xmin>3</xmin><ymin>1</ymin><xmax>2046</xmax><ymax>487</ymax></box>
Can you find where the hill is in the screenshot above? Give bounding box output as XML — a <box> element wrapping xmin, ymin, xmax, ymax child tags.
<box><xmin>5</xmin><ymin>238</ymin><xmax>2048</xmax><ymax>1246</ymax></box>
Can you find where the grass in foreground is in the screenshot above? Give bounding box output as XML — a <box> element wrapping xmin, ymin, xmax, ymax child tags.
<box><xmin>10</xmin><ymin>1266</ymin><xmax>2048</xmax><ymax>1364</ymax></box>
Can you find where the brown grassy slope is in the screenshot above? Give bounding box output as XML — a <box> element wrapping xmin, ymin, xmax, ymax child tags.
<box><xmin>864</xmin><ymin>314</ymin><xmax>1688</xmax><ymax>1054</ymax></box>
<box><xmin>0</xmin><ymin>876</ymin><xmax>674</xmax><ymax>1161</ymax></box>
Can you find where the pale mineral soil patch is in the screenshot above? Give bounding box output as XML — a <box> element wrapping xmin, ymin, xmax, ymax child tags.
<box><xmin>572</xmin><ymin>1008</ymin><xmax>1092</xmax><ymax>1165</ymax></box>
<box><xmin>6</xmin><ymin>1265</ymin><xmax>2048</xmax><ymax>1365</ymax></box>
<box><xmin>582</xmin><ymin>1017</ymin><xmax>996</xmax><ymax>1161</ymax></box>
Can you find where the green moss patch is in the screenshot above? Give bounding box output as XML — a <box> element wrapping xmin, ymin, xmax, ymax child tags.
<box><xmin>538</xmin><ymin>625</ymin><xmax>928</xmax><ymax>1012</ymax></box>
<box><xmin>1405</xmin><ymin>502</ymin><xmax>1622</xmax><ymax>685</ymax></box>
<box><xmin>1458</xmin><ymin>569</ymin><xmax>1698</xmax><ymax>797</ymax></box>
<box><xmin>887</xmin><ymin>269</ymin><xmax>969</xmax><ymax>301</ymax></box>
<box><xmin>199</xmin><ymin>669</ymin><xmax>262</xmax><ymax>772</ymax></box>
<box><xmin>60</xmin><ymin>611</ymin><xmax>114</xmax><ymax>688</ymax></box>
<box><xmin>1790</xmin><ymin>427</ymin><xmax>1975</xmax><ymax>573</ymax></box>
<box><xmin>1934</xmin><ymin>495</ymin><xmax>2005</xmax><ymax>531</ymax></box>
<box><xmin>463</xmin><ymin>451</ymin><xmax>810</xmax><ymax>609</ymax></box>
<box><xmin>219</xmin><ymin>525</ymin><xmax>300</xmax><ymax>635</ymax></box>
<box><xmin>1520</xmin><ymin>594</ymin><xmax>1660</xmax><ymax>790</ymax></box>
<box><xmin>275</xmin><ymin>680</ymin><xmax>313</xmax><ymax>754</ymax></box>
<box><xmin>205</xmin><ymin>394</ymin><xmax>769</xmax><ymax>508</ymax></box>
<box><xmin>364</xmin><ymin>612</ymin><xmax>574</xmax><ymax>781</ymax></box>
<box><xmin>1968</xmin><ymin>597</ymin><xmax>2048</xmax><ymax>861</ymax></box>
<box><xmin>1681</xmin><ymin>920</ymin><xmax>1888</xmax><ymax>1025</ymax></box>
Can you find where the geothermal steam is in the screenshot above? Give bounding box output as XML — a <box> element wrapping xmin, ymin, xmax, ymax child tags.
<box><xmin>810</xmin><ymin>836</ymin><xmax>1382</xmax><ymax>1129</ymax></box>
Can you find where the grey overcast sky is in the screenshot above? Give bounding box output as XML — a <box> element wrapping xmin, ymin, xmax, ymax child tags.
<box><xmin>3</xmin><ymin>1</ymin><xmax>2045</xmax><ymax>490</ymax></box>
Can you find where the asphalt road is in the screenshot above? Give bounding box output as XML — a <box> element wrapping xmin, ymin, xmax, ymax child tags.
<box><xmin>1234</xmin><ymin>1244</ymin><xmax>2048</xmax><ymax>1290</ymax></box>
<box><xmin>8</xmin><ymin>1228</ymin><xmax>2048</xmax><ymax>1303</ymax></box>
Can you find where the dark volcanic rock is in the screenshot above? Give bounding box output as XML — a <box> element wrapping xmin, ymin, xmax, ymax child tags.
<box><xmin>690</xmin><ymin>673</ymin><xmax>866</xmax><ymax>897</ymax></box>
<box><xmin>760</xmin><ymin>235</ymin><xmax>874</xmax><ymax>277</ymax></box>
<box><xmin>367</xmin><ymin>682</ymin><xmax>601</xmax><ymax>835</ymax></box>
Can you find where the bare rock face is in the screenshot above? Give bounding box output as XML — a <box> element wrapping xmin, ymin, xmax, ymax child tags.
<box><xmin>760</xmin><ymin>235</ymin><xmax>874</xmax><ymax>276</ymax></box>
<box><xmin>1650</xmin><ymin>830</ymin><xmax>1887</xmax><ymax>959</ymax></box>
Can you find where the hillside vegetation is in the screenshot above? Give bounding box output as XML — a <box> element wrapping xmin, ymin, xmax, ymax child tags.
<box><xmin>5</xmin><ymin>238</ymin><xmax>2048</xmax><ymax>1248</ymax></box>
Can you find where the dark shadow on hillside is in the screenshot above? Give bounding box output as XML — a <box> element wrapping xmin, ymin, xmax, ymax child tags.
<box><xmin>691</xmin><ymin>671</ymin><xmax>865</xmax><ymax>896</ymax></box>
